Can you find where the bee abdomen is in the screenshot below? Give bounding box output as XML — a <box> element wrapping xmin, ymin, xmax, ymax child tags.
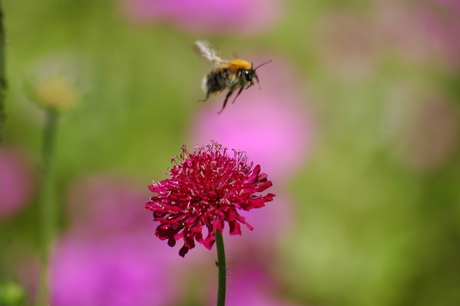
<box><xmin>205</xmin><ymin>69</ymin><xmax>229</xmax><ymax>95</ymax></box>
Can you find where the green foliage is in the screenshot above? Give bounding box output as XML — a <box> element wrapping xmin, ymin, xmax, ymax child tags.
<box><xmin>1</xmin><ymin>0</ymin><xmax>459</xmax><ymax>305</ymax></box>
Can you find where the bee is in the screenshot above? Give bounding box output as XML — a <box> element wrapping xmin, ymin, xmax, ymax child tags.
<box><xmin>195</xmin><ymin>40</ymin><xmax>272</xmax><ymax>114</ymax></box>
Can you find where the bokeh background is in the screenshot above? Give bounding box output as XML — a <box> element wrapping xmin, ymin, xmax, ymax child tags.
<box><xmin>1</xmin><ymin>0</ymin><xmax>460</xmax><ymax>305</ymax></box>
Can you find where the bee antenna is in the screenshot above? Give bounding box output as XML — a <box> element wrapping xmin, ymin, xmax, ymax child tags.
<box><xmin>254</xmin><ymin>60</ymin><xmax>272</xmax><ymax>71</ymax></box>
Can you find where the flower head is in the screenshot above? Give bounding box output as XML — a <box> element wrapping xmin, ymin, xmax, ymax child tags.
<box><xmin>25</xmin><ymin>54</ymin><xmax>86</xmax><ymax>111</ymax></box>
<box><xmin>145</xmin><ymin>142</ymin><xmax>275</xmax><ymax>257</ymax></box>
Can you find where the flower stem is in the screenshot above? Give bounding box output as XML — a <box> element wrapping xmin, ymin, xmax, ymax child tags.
<box><xmin>215</xmin><ymin>230</ymin><xmax>226</xmax><ymax>306</ymax></box>
<box><xmin>0</xmin><ymin>1</ymin><xmax>7</xmax><ymax>145</ymax></box>
<box><xmin>37</xmin><ymin>108</ymin><xmax>59</xmax><ymax>306</ymax></box>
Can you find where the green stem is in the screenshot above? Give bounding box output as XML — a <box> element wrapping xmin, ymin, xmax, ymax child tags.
<box><xmin>0</xmin><ymin>1</ymin><xmax>7</xmax><ymax>146</ymax></box>
<box><xmin>37</xmin><ymin>108</ymin><xmax>59</xmax><ymax>306</ymax></box>
<box><xmin>215</xmin><ymin>230</ymin><xmax>226</xmax><ymax>306</ymax></box>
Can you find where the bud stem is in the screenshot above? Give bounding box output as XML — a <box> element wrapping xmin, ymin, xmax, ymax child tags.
<box><xmin>37</xmin><ymin>108</ymin><xmax>59</xmax><ymax>306</ymax></box>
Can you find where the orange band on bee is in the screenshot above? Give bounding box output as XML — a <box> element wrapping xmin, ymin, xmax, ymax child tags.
<box><xmin>227</xmin><ymin>59</ymin><xmax>252</xmax><ymax>70</ymax></box>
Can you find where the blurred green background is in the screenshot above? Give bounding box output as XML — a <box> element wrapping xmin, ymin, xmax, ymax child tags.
<box><xmin>1</xmin><ymin>0</ymin><xmax>460</xmax><ymax>305</ymax></box>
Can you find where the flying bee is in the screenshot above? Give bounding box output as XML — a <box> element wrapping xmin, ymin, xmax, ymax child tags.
<box><xmin>195</xmin><ymin>40</ymin><xmax>272</xmax><ymax>114</ymax></box>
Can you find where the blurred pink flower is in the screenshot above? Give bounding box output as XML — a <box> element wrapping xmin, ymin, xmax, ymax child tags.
<box><xmin>50</xmin><ymin>174</ymin><xmax>201</xmax><ymax>305</ymax></box>
<box><xmin>314</xmin><ymin>1</ymin><xmax>460</xmax><ymax>76</ymax></box>
<box><xmin>374</xmin><ymin>0</ymin><xmax>460</xmax><ymax>70</ymax></box>
<box><xmin>119</xmin><ymin>0</ymin><xmax>282</xmax><ymax>35</ymax></box>
<box><xmin>190</xmin><ymin>57</ymin><xmax>314</xmax><ymax>180</ymax></box>
<box><xmin>65</xmin><ymin>175</ymin><xmax>150</xmax><ymax>235</ymax></box>
<box><xmin>425</xmin><ymin>0</ymin><xmax>460</xmax><ymax>69</ymax></box>
<box><xmin>383</xmin><ymin>86</ymin><xmax>459</xmax><ymax>171</ymax></box>
<box><xmin>51</xmin><ymin>233</ymin><xmax>180</xmax><ymax>306</ymax></box>
<box><xmin>0</xmin><ymin>147</ymin><xmax>36</xmax><ymax>219</ymax></box>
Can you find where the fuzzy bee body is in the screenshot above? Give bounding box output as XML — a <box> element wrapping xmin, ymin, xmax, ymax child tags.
<box><xmin>195</xmin><ymin>40</ymin><xmax>270</xmax><ymax>114</ymax></box>
<box><xmin>202</xmin><ymin>68</ymin><xmax>230</xmax><ymax>95</ymax></box>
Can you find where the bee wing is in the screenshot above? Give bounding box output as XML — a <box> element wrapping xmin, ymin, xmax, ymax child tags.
<box><xmin>195</xmin><ymin>40</ymin><xmax>228</xmax><ymax>67</ymax></box>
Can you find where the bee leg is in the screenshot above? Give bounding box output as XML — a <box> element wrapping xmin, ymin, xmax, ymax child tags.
<box><xmin>254</xmin><ymin>75</ymin><xmax>261</xmax><ymax>90</ymax></box>
<box><xmin>231</xmin><ymin>86</ymin><xmax>245</xmax><ymax>104</ymax></box>
<box><xmin>218</xmin><ymin>89</ymin><xmax>234</xmax><ymax>114</ymax></box>
<box><xmin>198</xmin><ymin>93</ymin><xmax>210</xmax><ymax>102</ymax></box>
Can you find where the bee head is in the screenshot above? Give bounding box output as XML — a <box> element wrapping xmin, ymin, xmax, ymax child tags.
<box><xmin>243</xmin><ymin>67</ymin><xmax>257</xmax><ymax>86</ymax></box>
<box><xmin>250</xmin><ymin>60</ymin><xmax>272</xmax><ymax>88</ymax></box>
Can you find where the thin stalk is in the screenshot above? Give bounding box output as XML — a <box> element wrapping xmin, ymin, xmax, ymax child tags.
<box><xmin>215</xmin><ymin>230</ymin><xmax>226</xmax><ymax>306</ymax></box>
<box><xmin>37</xmin><ymin>108</ymin><xmax>59</xmax><ymax>306</ymax></box>
<box><xmin>0</xmin><ymin>0</ymin><xmax>7</xmax><ymax>145</ymax></box>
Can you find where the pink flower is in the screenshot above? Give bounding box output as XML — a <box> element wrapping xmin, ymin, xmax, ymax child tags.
<box><xmin>0</xmin><ymin>147</ymin><xmax>36</xmax><ymax>219</ymax></box>
<box><xmin>51</xmin><ymin>233</ymin><xmax>179</xmax><ymax>306</ymax></box>
<box><xmin>48</xmin><ymin>175</ymin><xmax>190</xmax><ymax>305</ymax></box>
<box><xmin>65</xmin><ymin>175</ymin><xmax>150</xmax><ymax>235</ymax></box>
<box><xmin>372</xmin><ymin>0</ymin><xmax>460</xmax><ymax>70</ymax></box>
<box><xmin>145</xmin><ymin>141</ymin><xmax>275</xmax><ymax>257</ymax></box>
<box><xmin>120</xmin><ymin>0</ymin><xmax>282</xmax><ymax>35</ymax></box>
<box><xmin>383</xmin><ymin>90</ymin><xmax>459</xmax><ymax>171</ymax></box>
